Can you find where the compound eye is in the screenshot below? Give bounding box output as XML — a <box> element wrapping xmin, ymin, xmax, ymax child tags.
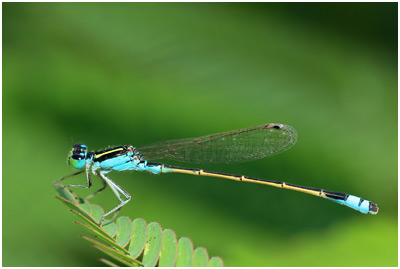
<box><xmin>71</xmin><ymin>154</ymin><xmax>84</xmax><ymax>160</ymax></box>
<box><xmin>69</xmin><ymin>154</ymin><xmax>86</xmax><ymax>169</ymax></box>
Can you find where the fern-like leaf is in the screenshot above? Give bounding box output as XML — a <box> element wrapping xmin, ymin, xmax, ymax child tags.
<box><xmin>54</xmin><ymin>184</ymin><xmax>224</xmax><ymax>267</ymax></box>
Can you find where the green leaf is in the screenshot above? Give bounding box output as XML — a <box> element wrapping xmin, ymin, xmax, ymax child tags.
<box><xmin>54</xmin><ymin>184</ymin><xmax>77</xmax><ymax>203</ymax></box>
<box><xmin>102</xmin><ymin>220</ymin><xmax>118</xmax><ymax>238</ymax></box>
<box><xmin>193</xmin><ymin>247</ymin><xmax>209</xmax><ymax>267</ymax></box>
<box><xmin>209</xmin><ymin>257</ymin><xmax>224</xmax><ymax>267</ymax></box>
<box><xmin>176</xmin><ymin>237</ymin><xmax>193</xmax><ymax>267</ymax></box>
<box><xmin>81</xmin><ymin>235</ymin><xmax>140</xmax><ymax>266</ymax></box>
<box><xmin>142</xmin><ymin>222</ymin><xmax>163</xmax><ymax>267</ymax></box>
<box><xmin>99</xmin><ymin>258</ymin><xmax>120</xmax><ymax>267</ymax></box>
<box><xmin>90</xmin><ymin>204</ymin><xmax>104</xmax><ymax>223</ymax></box>
<box><xmin>54</xmin><ymin>185</ymin><xmax>224</xmax><ymax>267</ymax></box>
<box><xmin>75</xmin><ymin>221</ymin><xmax>119</xmax><ymax>250</ymax></box>
<box><xmin>116</xmin><ymin>216</ymin><xmax>133</xmax><ymax>248</ymax></box>
<box><xmin>129</xmin><ymin>218</ymin><xmax>147</xmax><ymax>259</ymax></box>
<box><xmin>159</xmin><ymin>229</ymin><xmax>177</xmax><ymax>267</ymax></box>
<box><xmin>78</xmin><ymin>198</ymin><xmax>91</xmax><ymax>215</ymax></box>
<box><xmin>69</xmin><ymin>210</ymin><xmax>115</xmax><ymax>242</ymax></box>
<box><xmin>90</xmin><ymin>241</ymin><xmax>140</xmax><ymax>267</ymax></box>
<box><xmin>55</xmin><ymin>196</ymin><xmax>92</xmax><ymax>221</ymax></box>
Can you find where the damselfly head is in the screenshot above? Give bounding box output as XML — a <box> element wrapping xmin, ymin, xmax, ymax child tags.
<box><xmin>68</xmin><ymin>143</ymin><xmax>88</xmax><ymax>169</ymax></box>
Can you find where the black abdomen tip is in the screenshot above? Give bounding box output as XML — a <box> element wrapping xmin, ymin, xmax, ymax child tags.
<box><xmin>369</xmin><ymin>203</ymin><xmax>379</xmax><ymax>214</ymax></box>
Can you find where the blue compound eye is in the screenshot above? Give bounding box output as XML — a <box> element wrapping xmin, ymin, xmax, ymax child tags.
<box><xmin>68</xmin><ymin>154</ymin><xmax>86</xmax><ymax>169</ymax></box>
<box><xmin>68</xmin><ymin>144</ymin><xmax>88</xmax><ymax>169</ymax></box>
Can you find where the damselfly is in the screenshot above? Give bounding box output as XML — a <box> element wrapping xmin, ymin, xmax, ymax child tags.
<box><xmin>54</xmin><ymin>123</ymin><xmax>378</xmax><ymax>225</ymax></box>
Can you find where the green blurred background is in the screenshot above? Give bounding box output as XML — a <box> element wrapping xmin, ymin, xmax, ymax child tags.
<box><xmin>3</xmin><ymin>3</ymin><xmax>397</xmax><ymax>267</ymax></box>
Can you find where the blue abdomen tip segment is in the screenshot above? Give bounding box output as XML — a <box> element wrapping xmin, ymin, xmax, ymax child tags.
<box><xmin>345</xmin><ymin>195</ymin><xmax>370</xmax><ymax>214</ymax></box>
<box><xmin>328</xmin><ymin>195</ymin><xmax>378</xmax><ymax>214</ymax></box>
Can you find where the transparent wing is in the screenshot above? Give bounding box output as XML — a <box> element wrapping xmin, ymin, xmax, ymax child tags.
<box><xmin>136</xmin><ymin>123</ymin><xmax>297</xmax><ymax>164</ymax></box>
